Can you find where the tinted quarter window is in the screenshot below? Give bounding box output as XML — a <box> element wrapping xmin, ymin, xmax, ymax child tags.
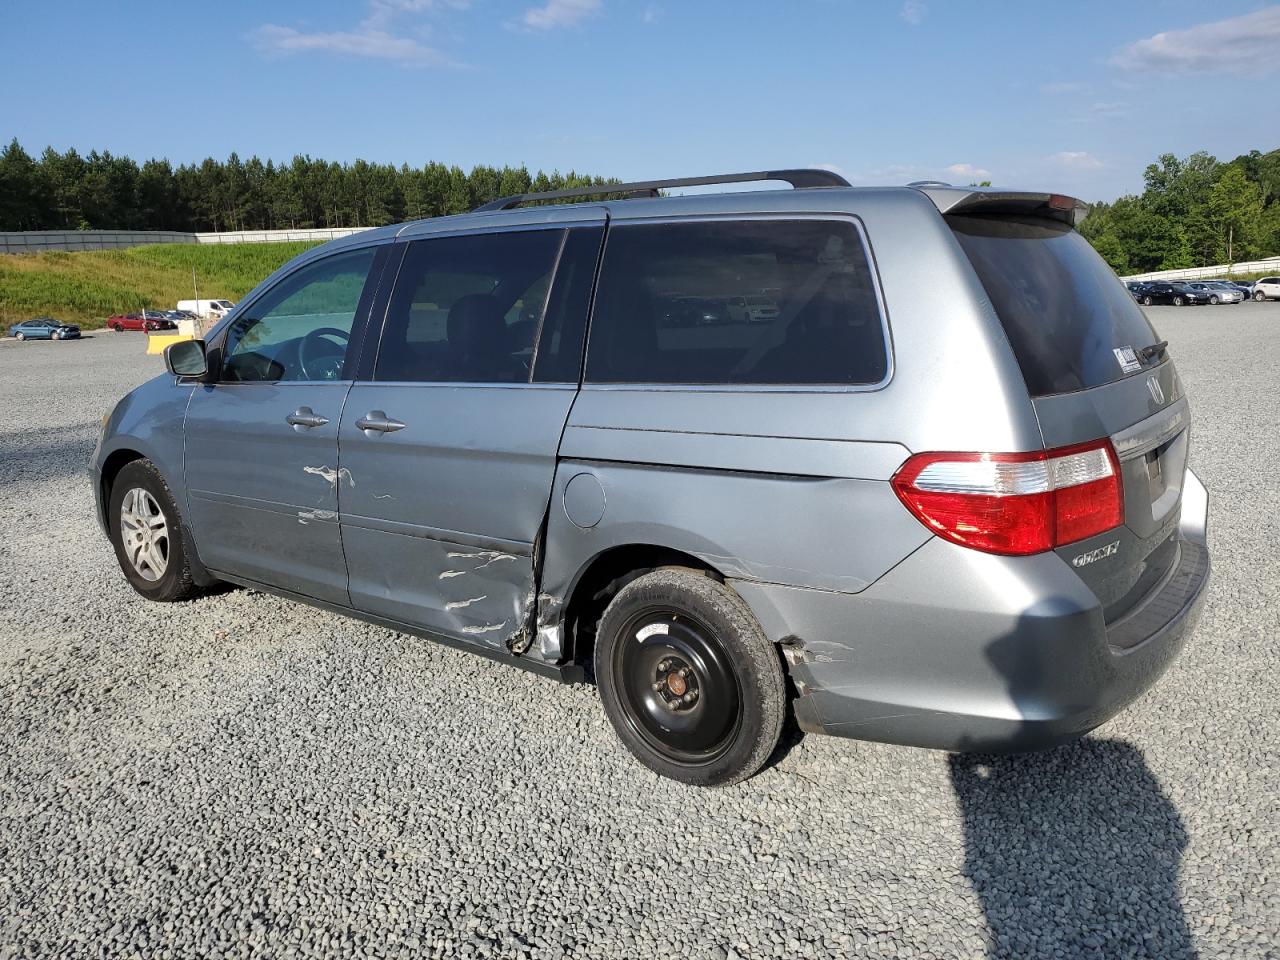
<box><xmin>221</xmin><ymin>248</ymin><xmax>375</xmax><ymax>383</ymax></box>
<box><xmin>949</xmin><ymin>215</ymin><xmax>1159</xmax><ymax>397</ymax></box>
<box><xmin>585</xmin><ymin>219</ymin><xmax>887</xmax><ymax>386</ymax></box>
<box><xmin>376</xmin><ymin>230</ymin><xmax>565</xmax><ymax>383</ymax></box>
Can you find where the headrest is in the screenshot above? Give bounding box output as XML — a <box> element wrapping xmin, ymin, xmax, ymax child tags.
<box><xmin>447</xmin><ymin>294</ymin><xmax>505</xmax><ymax>355</ymax></box>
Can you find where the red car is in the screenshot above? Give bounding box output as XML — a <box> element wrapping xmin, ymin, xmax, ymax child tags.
<box><xmin>107</xmin><ymin>312</ymin><xmax>177</xmax><ymax>332</ymax></box>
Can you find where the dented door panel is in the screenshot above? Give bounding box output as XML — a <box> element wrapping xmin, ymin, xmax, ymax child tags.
<box><xmin>339</xmin><ymin>383</ymin><xmax>578</xmax><ymax>649</ymax></box>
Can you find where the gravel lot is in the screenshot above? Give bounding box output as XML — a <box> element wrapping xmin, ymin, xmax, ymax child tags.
<box><xmin>1</xmin><ymin>306</ymin><xmax>1277</xmax><ymax>960</ymax></box>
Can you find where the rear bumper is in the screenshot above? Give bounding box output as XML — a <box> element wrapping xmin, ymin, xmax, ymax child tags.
<box><xmin>733</xmin><ymin>468</ymin><xmax>1210</xmax><ymax>752</ymax></box>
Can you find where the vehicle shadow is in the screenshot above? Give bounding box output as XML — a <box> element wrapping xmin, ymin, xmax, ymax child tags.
<box><xmin>950</xmin><ymin>741</ymin><xmax>1194</xmax><ymax>958</ymax></box>
<box><xmin>949</xmin><ymin>613</ymin><xmax>1195</xmax><ymax>958</ymax></box>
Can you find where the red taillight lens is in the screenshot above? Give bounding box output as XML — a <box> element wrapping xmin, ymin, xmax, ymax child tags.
<box><xmin>891</xmin><ymin>439</ymin><xmax>1124</xmax><ymax>556</ymax></box>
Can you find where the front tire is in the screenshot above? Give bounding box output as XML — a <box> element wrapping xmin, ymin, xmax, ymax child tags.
<box><xmin>1256</xmin><ymin>291</ymin><xmax>1267</xmax><ymax>302</ymax></box>
<box><xmin>1142</xmin><ymin>296</ymin><xmax>1153</xmax><ymax>306</ymax></box>
<box><xmin>108</xmin><ymin>459</ymin><xmax>199</xmax><ymax>602</ymax></box>
<box><xmin>1173</xmin><ymin>296</ymin><xmax>1185</xmax><ymax>306</ymax></box>
<box><xmin>1209</xmin><ymin>295</ymin><xmax>1219</xmax><ymax>304</ymax></box>
<box><xmin>14</xmin><ymin>332</ymin><xmax>24</xmax><ymax>341</ymax></box>
<box><xmin>595</xmin><ymin>568</ymin><xmax>786</xmax><ymax>787</ymax></box>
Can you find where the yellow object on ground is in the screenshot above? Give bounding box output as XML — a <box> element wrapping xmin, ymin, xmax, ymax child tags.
<box><xmin>146</xmin><ymin>333</ymin><xmax>192</xmax><ymax>355</ymax></box>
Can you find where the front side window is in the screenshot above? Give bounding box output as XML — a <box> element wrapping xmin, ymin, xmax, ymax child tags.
<box><xmin>221</xmin><ymin>248</ymin><xmax>376</xmax><ymax>383</ymax></box>
<box><xmin>374</xmin><ymin>229</ymin><xmax>566</xmax><ymax>383</ymax></box>
<box><xmin>585</xmin><ymin>219</ymin><xmax>887</xmax><ymax>386</ymax></box>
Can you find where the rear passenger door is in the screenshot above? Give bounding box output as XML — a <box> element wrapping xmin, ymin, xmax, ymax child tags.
<box><xmin>339</xmin><ymin>221</ymin><xmax>603</xmax><ymax>647</ymax></box>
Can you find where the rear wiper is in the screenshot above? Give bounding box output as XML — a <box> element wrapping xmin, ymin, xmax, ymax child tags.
<box><xmin>1139</xmin><ymin>340</ymin><xmax>1169</xmax><ymax>363</ymax></box>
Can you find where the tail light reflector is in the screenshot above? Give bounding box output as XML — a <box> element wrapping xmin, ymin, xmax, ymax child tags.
<box><xmin>891</xmin><ymin>439</ymin><xmax>1123</xmax><ymax>556</ymax></box>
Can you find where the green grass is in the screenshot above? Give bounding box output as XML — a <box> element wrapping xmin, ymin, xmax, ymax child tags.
<box><xmin>0</xmin><ymin>242</ymin><xmax>320</xmax><ymax>328</ymax></box>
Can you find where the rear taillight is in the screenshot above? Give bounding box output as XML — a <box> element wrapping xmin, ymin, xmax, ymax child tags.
<box><xmin>891</xmin><ymin>439</ymin><xmax>1123</xmax><ymax>556</ymax></box>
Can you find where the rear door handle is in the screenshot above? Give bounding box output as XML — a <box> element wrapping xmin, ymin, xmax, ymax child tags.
<box><xmin>355</xmin><ymin>411</ymin><xmax>406</xmax><ymax>435</ymax></box>
<box><xmin>287</xmin><ymin>407</ymin><xmax>330</xmax><ymax>430</ymax></box>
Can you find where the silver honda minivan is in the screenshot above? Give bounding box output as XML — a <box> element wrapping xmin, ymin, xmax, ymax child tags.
<box><xmin>93</xmin><ymin>170</ymin><xmax>1211</xmax><ymax>786</ymax></box>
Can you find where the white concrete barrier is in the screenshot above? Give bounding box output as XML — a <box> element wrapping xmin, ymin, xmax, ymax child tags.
<box><xmin>1122</xmin><ymin>256</ymin><xmax>1280</xmax><ymax>282</ymax></box>
<box><xmin>0</xmin><ymin>227</ymin><xmax>375</xmax><ymax>254</ymax></box>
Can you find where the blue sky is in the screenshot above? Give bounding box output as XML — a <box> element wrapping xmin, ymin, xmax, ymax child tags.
<box><xmin>4</xmin><ymin>1</ymin><xmax>1278</xmax><ymax>201</ymax></box>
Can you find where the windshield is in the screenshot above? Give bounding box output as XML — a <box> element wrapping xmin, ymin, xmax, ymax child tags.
<box><xmin>949</xmin><ymin>215</ymin><xmax>1160</xmax><ymax>397</ymax></box>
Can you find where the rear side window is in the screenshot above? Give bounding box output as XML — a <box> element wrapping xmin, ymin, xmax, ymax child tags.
<box><xmin>949</xmin><ymin>215</ymin><xmax>1159</xmax><ymax>397</ymax></box>
<box><xmin>585</xmin><ymin>219</ymin><xmax>887</xmax><ymax>386</ymax></box>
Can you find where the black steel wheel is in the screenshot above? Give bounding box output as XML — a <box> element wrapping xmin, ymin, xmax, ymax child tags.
<box><xmin>595</xmin><ymin>568</ymin><xmax>785</xmax><ymax>786</ymax></box>
<box><xmin>612</xmin><ymin>607</ymin><xmax>742</xmax><ymax>763</ymax></box>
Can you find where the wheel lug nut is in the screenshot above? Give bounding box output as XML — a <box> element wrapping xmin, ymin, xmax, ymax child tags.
<box><xmin>658</xmin><ymin>659</ymin><xmax>671</xmax><ymax>672</ymax></box>
<box><xmin>651</xmin><ymin>681</ymin><xmax>665</xmax><ymax>692</ymax></box>
<box><xmin>678</xmin><ymin>667</ymin><xmax>691</xmax><ymax>678</ymax></box>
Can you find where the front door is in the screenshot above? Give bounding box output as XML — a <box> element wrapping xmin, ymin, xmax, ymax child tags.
<box><xmin>184</xmin><ymin>246</ymin><xmax>382</xmax><ymax>604</ymax></box>
<box><xmin>339</xmin><ymin>223</ymin><xmax>603</xmax><ymax>648</ymax></box>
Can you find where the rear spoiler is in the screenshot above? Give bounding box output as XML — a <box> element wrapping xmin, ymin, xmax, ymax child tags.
<box><xmin>909</xmin><ymin>184</ymin><xmax>1090</xmax><ymax>227</ymax></box>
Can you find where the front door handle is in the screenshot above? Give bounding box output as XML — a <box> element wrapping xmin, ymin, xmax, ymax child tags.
<box><xmin>355</xmin><ymin>411</ymin><xmax>407</xmax><ymax>435</ymax></box>
<box><xmin>287</xmin><ymin>407</ymin><xmax>330</xmax><ymax>430</ymax></box>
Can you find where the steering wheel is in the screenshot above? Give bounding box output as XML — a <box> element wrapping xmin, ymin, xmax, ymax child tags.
<box><xmin>297</xmin><ymin>327</ymin><xmax>350</xmax><ymax>381</ymax></box>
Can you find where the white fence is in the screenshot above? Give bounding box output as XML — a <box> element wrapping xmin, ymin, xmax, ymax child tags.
<box><xmin>1122</xmin><ymin>256</ymin><xmax>1280</xmax><ymax>282</ymax></box>
<box><xmin>0</xmin><ymin>227</ymin><xmax>374</xmax><ymax>254</ymax></box>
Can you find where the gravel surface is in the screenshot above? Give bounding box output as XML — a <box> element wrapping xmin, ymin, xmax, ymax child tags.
<box><xmin>1</xmin><ymin>308</ymin><xmax>1277</xmax><ymax>960</ymax></box>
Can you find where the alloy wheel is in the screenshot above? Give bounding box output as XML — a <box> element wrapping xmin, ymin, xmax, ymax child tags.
<box><xmin>119</xmin><ymin>487</ymin><xmax>169</xmax><ymax>582</ymax></box>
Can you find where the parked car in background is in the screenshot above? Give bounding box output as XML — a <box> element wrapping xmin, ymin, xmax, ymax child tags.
<box><xmin>1125</xmin><ymin>281</ymin><xmax>1147</xmax><ymax>302</ymax></box>
<box><xmin>1251</xmin><ymin>277</ymin><xmax>1280</xmax><ymax>301</ymax></box>
<box><xmin>107</xmin><ymin>313</ymin><xmax>178</xmax><ymax>332</ymax></box>
<box><xmin>7</xmin><ymin>317</ymin><xmax>81</xmax><ymax>340</ymax></box>
<box><xmin>176</xmin><ymin>299</ymin><xmax>235</xmax><ymax>319</ymax></box>
<box><xmin>94</xmin><ymin>170</ymin><xmax>1210</xmax><ymax>786</ymax></box>
<box><xmin>1138</xmin><ymin>282</ymin><xmax>1208</xmax><ymax>306</ymax></box>
<box><xmin>1186</xmin><ymin>281</ymin><xmax>1243</xmax><ymax>304</ymax></box>
<box><xmin>1211</xmin><ymin>279</ymin><xmax>1254</xmax><ymax>298</ymax></box>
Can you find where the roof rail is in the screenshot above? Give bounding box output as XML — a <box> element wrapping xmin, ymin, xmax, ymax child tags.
<box><xmin>472</xmin><ymin>168</ymin><xmax>851</xmax><ymax>213</ymax></box>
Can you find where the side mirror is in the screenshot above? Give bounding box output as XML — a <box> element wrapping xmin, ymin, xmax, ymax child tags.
<box><xmin>165</xmin><ymin>338</ymin><xmax>208</xmax><ymax>378</ymax></box>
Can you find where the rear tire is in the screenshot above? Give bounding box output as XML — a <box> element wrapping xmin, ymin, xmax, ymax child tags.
<box><xmin>112</xmin><ymin>323</ymin><xmax>123</xmax><ymax>332</ymax></box>
<box><xmin>595</xmin><ymin>568</ymin><xmax>786</xmax><ymax>787</ymax></box>
<box><xmin>1142</xmin><ymin>296</ymin><xmax>1153</xmax><ymax>306</ymax></box>
<box><xmin>108</xmin><ymin>459</ymin><xmax>200</xmax><ymax>602</ymax></box>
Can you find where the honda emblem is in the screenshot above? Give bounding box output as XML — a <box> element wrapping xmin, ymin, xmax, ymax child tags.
<box><xmin>1147</xmin><ymin>377</ymin><xmax>1165</xmax><ymax>405</ymax></box>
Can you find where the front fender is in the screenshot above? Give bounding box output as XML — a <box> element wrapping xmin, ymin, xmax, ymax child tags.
<box><xmin>92</xmin><ymin>373</ymin><xmax>195</xmax><ymax>530</ymax></box>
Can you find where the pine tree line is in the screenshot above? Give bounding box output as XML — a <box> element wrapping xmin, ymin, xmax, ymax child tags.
<box><xmin>0</xmin><ymin>138</ymin><xmax>617</xmax><ymax>233</ymax></box>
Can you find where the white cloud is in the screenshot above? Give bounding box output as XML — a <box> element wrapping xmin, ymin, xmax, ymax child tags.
<box><xmin>642</xmin><ymin>4</ymin><xmax>663</xmax><ymax>24</ymax></box>
<box><xmin>1041</xmin><ymin>81</ymin><xmax>1087</xmax><ymax>95</ymax></box>
<box><xmin>1074</xmin><ymin>101</ymin><xmax>1127</xmax><ymax>123</ymax></box>
<box><xmin>252</xmin><ymin>24</ymin><xmax>446</xmax><ymax>63</ymax></box>
<box><xmin>521</xmin><ymin>0</ymin><xmax>601</xmax><ymax>30</ymax></box>
<box><xmin>253</xmin><ymin>0</ymin><xmax>463</xmax><ymax>64</ymax></box>
<box><xmin>945</xmin><ymin>163</ymin><xmax>991</xmax><ymax>180</ymax></box>
<box><xmin>1112</xmin><ymin>6</ymin><xmax>1280</xmax><ymax>75</ymax></box>
<box><xmin>1050</xmin><ymin>151</ymin><xmax>1104</xmax><ymax>170</ymax></box>
<box><xmin>900</xmin><ymin>0</ymin><xmax>926</xmax><ymax>26</ymax></box>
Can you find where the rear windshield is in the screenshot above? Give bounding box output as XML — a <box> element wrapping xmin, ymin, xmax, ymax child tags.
<box><xmin>949</xmin><ymin>215</ymin><xmax>1159</xmax><ymax>397</ymax></box>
